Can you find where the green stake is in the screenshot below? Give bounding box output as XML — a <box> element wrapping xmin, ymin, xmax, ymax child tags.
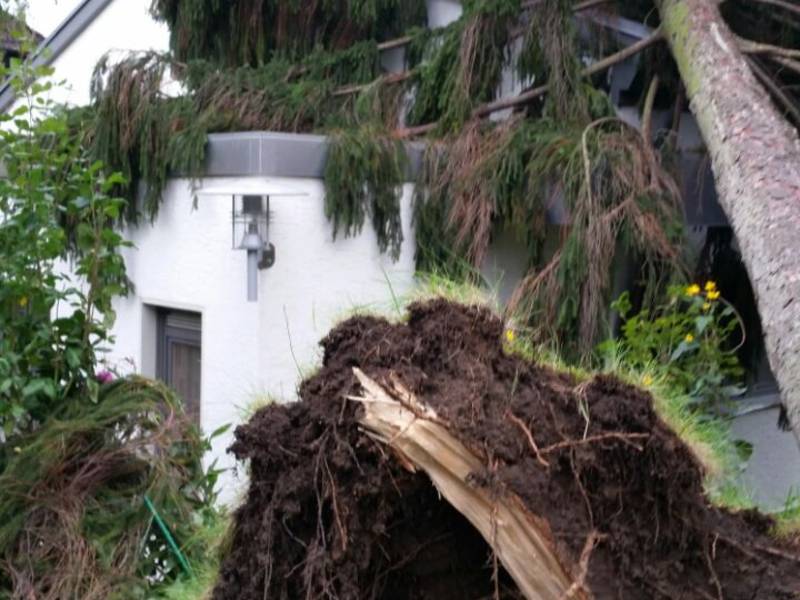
<box><xmin>144</xmin><ymin>494</ymin><xmax>194</xmax><ymax>577</ymax></box>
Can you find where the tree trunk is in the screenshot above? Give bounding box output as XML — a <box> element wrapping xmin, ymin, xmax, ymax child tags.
<box><xmin>656</xmin><ymin>0</ymin><xmax>800</xmax><ymax>442</ymax></box>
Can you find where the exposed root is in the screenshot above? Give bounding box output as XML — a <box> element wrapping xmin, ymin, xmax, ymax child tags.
<box><xmin>569</xmin><ymin>449</ymin><xmax>595</xmax><ymax>529</ymax></box>
<box><xmin>506</xmin><ymin>411</ymin><xmax>551</xmax><ymax>468</ymax></box>
<box><xmin>559</xmin><ymin>530</ymin><xmax>606</xmax><ymax>600</ymax></box>
<box><xmin>324</xmin><ymin>458</ymin><xmax>348</xmax><ymax>554</ymax></box>
<box><xmin>541</xmin><ymin>432</ymin><xmax>650</xmax><ymax>454</ymax></box>
<box><xmin>704</xmin><ymin>536</ymin><xmax>724</xmax><ymax>600</ymax></box>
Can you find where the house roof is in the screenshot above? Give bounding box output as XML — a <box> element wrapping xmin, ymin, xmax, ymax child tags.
<box><xmin>0</xmin><ymin>0</ymin><xmax>114</xmax><ymax>111</ymax></box>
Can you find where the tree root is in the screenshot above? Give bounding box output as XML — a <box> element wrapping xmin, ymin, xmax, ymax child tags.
<box><xmin>559</xmin><ymin>530</ymin><xmax>606</xmax><ymax>600</ymax></box>
<box><xmin>541</xmin><ymin>432</ymin><xmax>650</xmax><ymax>454</ymax></box>
<box><xmin>506</xmin><ymin>411</ymin><xmax>551</xmax><ymax>468</ymax></box>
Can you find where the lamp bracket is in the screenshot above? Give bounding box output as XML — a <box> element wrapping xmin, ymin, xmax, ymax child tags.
<box><xmin>258</xmin><ymin>243</ymin><xmax>276</xmax><ymax>270</ymax></box>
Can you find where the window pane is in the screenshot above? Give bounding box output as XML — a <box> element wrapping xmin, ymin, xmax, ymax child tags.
<box><xmin>169</xmin><ymin>341</ymin><xmax>201</xmax><ymax>422</ymax></box>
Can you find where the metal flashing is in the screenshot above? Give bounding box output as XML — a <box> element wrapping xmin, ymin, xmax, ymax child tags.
<box><xmin>200</xmin><ymin>131</ymin><xmax>425</xmax><ymax>182</ymax></box>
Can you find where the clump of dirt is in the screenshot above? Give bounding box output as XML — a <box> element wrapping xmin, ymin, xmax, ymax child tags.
<box><xmin>213</xmin><ymin>300</ymin><xmax>800</xmax><ymax>599</ymax></box>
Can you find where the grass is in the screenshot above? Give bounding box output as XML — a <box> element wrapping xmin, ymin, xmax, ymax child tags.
<box><xmin>772</xmin><ymin>489</ymin><xmax>800</xmax><ymax>539</ymax></box>
<box><xmin>238</xmin><ymin>392</ymin><xmax>279</xmax><ymax>421</ymax></box>
<box><xmin>408</xmin><ymin>272</ymin><xmax>498</xmax><ymax>310</ymax></box>
<box><xmin>324</xmin><ymin>269</ymin><xmax>493</xmax><ymax>331</ymax></box>
<box><xmin>148</xmin><ymin>513</ymin><xmax>231</xmax><ymax>599</ymax></box>
<box><xmin>504</xmin><ymin>332</ymin><xmax>594</xmax><ymax>383</ymax></box>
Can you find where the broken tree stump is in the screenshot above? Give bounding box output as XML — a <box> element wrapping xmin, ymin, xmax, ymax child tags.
<box><xmin>350</xmin><ymin>368</ymin><xmax>589</xmax><ymax>600</ymax></box>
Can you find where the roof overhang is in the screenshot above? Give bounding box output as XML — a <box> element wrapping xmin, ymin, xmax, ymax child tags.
<box><xmin>0</xmin><ymin>0</ymin><xmax>114</xmax><ymax>112</ymax></box>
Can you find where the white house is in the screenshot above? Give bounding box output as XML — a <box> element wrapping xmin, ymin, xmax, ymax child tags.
<box><xmin>0</xmin><ymin>0</ymin><xmax>476</xmax><ymax>502</ymax></box>
<box><xmin>4</xmin><ymin>0</ymin><xmax>799</xmax><ymax>507</ymax></box>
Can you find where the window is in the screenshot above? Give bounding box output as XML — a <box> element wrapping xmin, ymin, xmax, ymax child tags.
<box><xmin>156</xmin><ymin>309</ymin><xmax>202</xmax><ymax>423</ymax></box>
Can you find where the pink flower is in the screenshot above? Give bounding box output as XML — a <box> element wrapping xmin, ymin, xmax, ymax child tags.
<box><xmin>96</xmin><ymin>370</ymin><xmax>114</xmax><ymax>384</ymax></box>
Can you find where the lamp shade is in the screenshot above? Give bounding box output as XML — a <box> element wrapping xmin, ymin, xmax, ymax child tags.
<box><xmin>240</xmin><ymin>231</ymin><xmax>263</xmax><ymax>251</ymax></box>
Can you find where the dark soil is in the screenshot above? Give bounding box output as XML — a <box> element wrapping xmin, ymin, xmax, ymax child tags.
<box><xmin>213</xmin><ymin>300</ymin><xmax>800</xmax><ymax>600</ymax></box>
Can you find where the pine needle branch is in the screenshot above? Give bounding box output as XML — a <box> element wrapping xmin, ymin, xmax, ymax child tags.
<box><xmin>642</xmin><ymin>75</ymin><xmax>660</xmax><ymax>144</ymax></box>
<box><xmin>748</xmin><ymin>0</ymin><xmax>800</xmax><ymax>18</ymax></box>
<box><xmin>739</xmin><ymin>37</ymin><xmax>800</xmax><ymax>60</ymax></box>
<box><xmin>769</xmin><ymin>55</ymin><xmax>800</xmax><ymax>77</ymax></box>
<box><xmin>399</xmin><ymin>28</ymin><xmax>664</xmax><ymax>138</ymax></box>
<box><xmin>748</xmin><ymin>57</ymin><xmax>800</xmax><ymax>128</ymax></box>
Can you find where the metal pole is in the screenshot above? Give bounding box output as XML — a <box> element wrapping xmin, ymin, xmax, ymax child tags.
<box><xmin>247</xmin><ymin>250</ymin><xmax>258</xmax><ymax>302</ymax></box>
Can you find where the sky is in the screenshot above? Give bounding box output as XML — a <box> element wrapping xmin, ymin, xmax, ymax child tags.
<box><xmin>21</xmin><ymin>0</ymin><xmax>81</xmax><ymax>38</ymax></box>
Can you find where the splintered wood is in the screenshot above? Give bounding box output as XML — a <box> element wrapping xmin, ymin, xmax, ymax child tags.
<box><xmin>349</xmin><ymin>368</ymin><xmax>588</xmax><ymax>600</ymax></box>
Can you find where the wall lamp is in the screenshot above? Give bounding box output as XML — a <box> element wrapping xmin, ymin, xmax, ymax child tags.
<box><xmin>196</xmin><ymin>180</ymin><xmax>307</xmax><ymax>302</ymax></box>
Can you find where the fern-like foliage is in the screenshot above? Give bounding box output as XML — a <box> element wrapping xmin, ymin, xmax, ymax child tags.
<box><xmin>149</xmin><ymin>0</ymin><xmax>428</xmax><ymax>66</ymax></box>
<box><xmin>0</xmin><ymin>377</ymin><xmax>219</xmax><ymax>598</ymax></box>
<box><xmin>80</xmin><ymin>0</ymin><xmax>693</xmax><ymax>350</ymax></box>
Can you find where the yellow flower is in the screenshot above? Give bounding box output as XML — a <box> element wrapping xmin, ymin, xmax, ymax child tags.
<box><xmin>702</xmin><ymin>302</ymin><xmax>711</xmax><ymax>312</ymax></box>
<box><xmin>685</xmin><ymin>284</ymin><xmax>701</xmax><ymax>297</ymax></box>
<box><xmin>685</xmin><ymin>333</ymin><xmax>695</xmax><ymax>343</ymax></box>
<box><xmin>642</xmin><ymin>375</ymin><xmax>653</xmax><ymax>386</ymax></box>
<box><xmin>505</xmin><ymin>329</ymin><xmax>516</xmax><ymax>343</ymax></box>
<box><xmin>18</xmin><ymin>296</ymin><xmax>27</xmax><ymax>307</ymax></box>
<box><xmin>707</xmin><ymin>290</ymin><xmax>720</xmax><ymax>301</ymax></box>
<box><xmin>704</xmin><ymin>281</ymin><xmax>717</xmax><ymax>292</ymax></box>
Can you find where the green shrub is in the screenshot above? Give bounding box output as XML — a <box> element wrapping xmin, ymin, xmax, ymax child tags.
<box><xmin>0</xmin><ymin>24</ymin><xmax>226</xmax><ymax>597</ymax></box>
<box><xmin>0</xmin><ymin>30</ymin><xmax>130</xmax><ymax>435</ymax></box>
<box><xmin>599</xmin><ymin>282</ymin><xmax>745</xmax><ymax>412</ymax></box>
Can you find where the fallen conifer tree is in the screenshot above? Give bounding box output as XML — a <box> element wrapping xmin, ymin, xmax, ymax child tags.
<box><xmin>214</xmin><ymin>300</ymin><xmax>800</xmax><ymax>599</ymax></box>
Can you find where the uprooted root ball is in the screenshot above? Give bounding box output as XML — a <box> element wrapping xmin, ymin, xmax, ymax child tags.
<box><xmin>213</xmin><ymin>300</ymin><xmax>800</xmax><ymax>600</ymax></box>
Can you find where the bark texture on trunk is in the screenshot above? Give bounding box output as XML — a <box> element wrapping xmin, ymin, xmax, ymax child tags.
<box><xmin>657</xmin><ymin>0</ymin><xmax>800</xmax><ymax>441</ymax></box>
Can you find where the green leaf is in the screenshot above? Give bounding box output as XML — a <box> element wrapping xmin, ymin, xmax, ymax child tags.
<box><xmin>670</xmin><ymin>340</ymin><xmax>698</xmax><ymax>362</ymax></box>
<box><xmin>208</xmin><ymin>424</ymin><xmax>232</xmax><ymax>440</ymax></box>
<box><xmin>733</xmin><ymin>439</ymin><xmax>754</xmax><ymax>463</ymax></box>
<box><xmin>610</xmin><ymin>292</ymin><xmax>631</xmax><ymax>318</ymax></box>
<box><xmin>722</xmin><ymin>385</ymin><xmax>747</xmax><ymax>398</ymax></box>
<box><xmin>41</xmin><ymin>380</ymin><xmax>57</xmax><ymax>400</ymax></box>
<box><xmin>71</xmin><ymin>196</ymin><xmax>90</xmax><ymax>210</ymax></box>
<box><xmin>104</xmin><ymin>172</ymin><xmax>127</xmax><ymax>187</ymax></box>
<box><xmin>65</xmin><ymin>348</ymin><xmax>81</xmax><ymax>368</ymax></box>
<box><xmin>22</xmin><ymin>379</ymin><xmax>46</xmax><ymax>397</ymax></box>
<box><xmin>103</xmin><ymin>203</ymin><xmax>120</xmax><ymax>219</ymax></box>
<box><xmin>695</xmin><ymin>315</ymin><xmax>713</xmax><ymax>334</ymax></box>
<box><xmin>76</xmin><ymin>222</ymin><xmax>95</xmax><ymax>250</ymax></box>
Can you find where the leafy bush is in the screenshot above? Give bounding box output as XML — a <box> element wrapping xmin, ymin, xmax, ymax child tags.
<box><xmin>599</xmin><ymin>282</ymin><xmax>745</xmax><ymax>411</ymax></box>
<box><xmin>0</xmin><ymin>23</ymin><xmax>226</xmax><ymax>597</ymax></box>
<box><xmin>0</xmin><ymin>32</ymin><xmax>130</xmax><ymax>436</ymax></box>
